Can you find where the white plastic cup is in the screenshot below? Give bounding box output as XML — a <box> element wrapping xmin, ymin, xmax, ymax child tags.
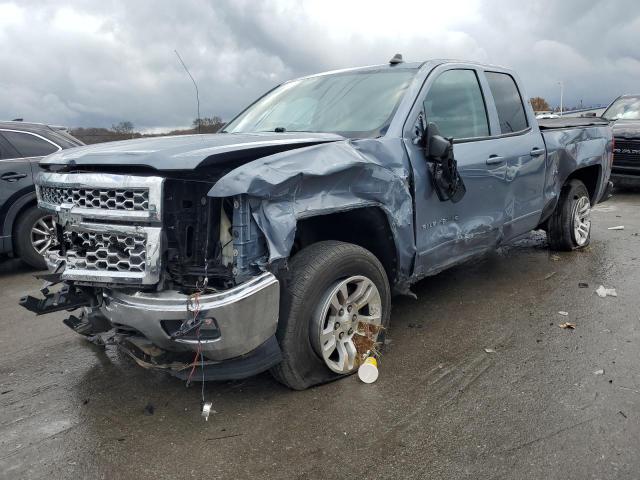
<box><xmin>358</xmin><ymin>356</ymin><xmax>379</xmax><ymax>384</ymax></box>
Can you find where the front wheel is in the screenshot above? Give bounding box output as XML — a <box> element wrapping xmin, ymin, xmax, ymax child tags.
<box><xmin>270</xmin><ymin>241</ymin><xmax>391</xmax><ymax>390</ymax></box>
<box><xmin>547</xmin><ymin>179</ymin><xmax>591</xmax><ymax>251</ymax></box>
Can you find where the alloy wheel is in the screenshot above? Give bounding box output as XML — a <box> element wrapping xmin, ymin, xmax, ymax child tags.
<box><xmin>30</xmin><ymin>215</ymin><xmax>57</xmax><ymax>255</ymax></box>
<box><xmin>572</xmin><ymin>195</ymin><xmax>591</xmax><ymax>246</ymax></box>
<box><xmin>311</xmin><ymin>275</ymin><xmax>383</xmax><ymax>374</ymax></box>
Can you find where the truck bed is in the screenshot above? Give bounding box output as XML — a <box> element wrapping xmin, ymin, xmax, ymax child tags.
<box><xmin>537</xmin><ymin>117</ymin><xmax>610</xmax><ymax>130</ymax></box>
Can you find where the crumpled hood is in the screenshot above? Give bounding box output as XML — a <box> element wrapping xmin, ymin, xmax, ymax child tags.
<box><xmin>612</xmin><ymin>120</ymin><xmax>640</xmax><ymax>139</ymax></box>
<box><xmin>40</xmin><ymin>132</ymin><xmax>345</xmax><ymax>170</ymax></box>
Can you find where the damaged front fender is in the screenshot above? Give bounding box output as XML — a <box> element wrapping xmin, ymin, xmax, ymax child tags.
<box><xmin>209</xmin><ymin>138</ymin><xmax>416</xmax><ymax>280</ymax></box>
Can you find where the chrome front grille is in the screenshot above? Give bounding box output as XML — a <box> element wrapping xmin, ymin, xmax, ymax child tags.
<box><xmin>39</xmin><ymin>186</ymin><xmax>150</xmax><ymax>211</ymax></box>
<box><xmin>64</xmin><ymin>231</ymin><xmax>147</xmax><ymax>273</ymax></box>
<box><xmin>36</xmin><ymin>172</ymin><xmax>164</xmax><ymax>285</ymax></box>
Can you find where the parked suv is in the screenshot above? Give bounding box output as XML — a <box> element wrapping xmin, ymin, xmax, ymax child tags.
<box><xmin>0</xmin><ymin>121</ymin><xmax>83</xmax><ymax>268</ymax></box>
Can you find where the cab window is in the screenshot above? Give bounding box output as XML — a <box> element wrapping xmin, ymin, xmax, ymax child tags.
<box><xmin>423</xmin><ymin>69</ymin><xmax>489</xmax><ymax>140</ymax></box>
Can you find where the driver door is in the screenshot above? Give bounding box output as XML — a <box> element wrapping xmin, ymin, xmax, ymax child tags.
<box><xmin>404</xmin><ymin>66</ymin><xmax>509</xmax><ymax>277</ymax></box>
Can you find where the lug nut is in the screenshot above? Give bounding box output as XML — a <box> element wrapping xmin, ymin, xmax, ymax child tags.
<box><xmin>334</xmin><ymin>322</ymin><xmax>340</xmax><ymax>330</ymax></box>
<box><xmin>347</xmin><ymin>305</ymin><xmax>352</xmax><ymax>313</ymax></box>
<box><xmin>352</xmin><ymin>314</ymin><xmax>357</xmax><ymax>321</ymax></box>
<box><xmin>339</xmin><ymin>332</ymin><xmax>344</xmax><ymax>339</ymax></box>
<box><xmin>338</xmin><ymin>309</ymin><xmax>344</xmax><ymax>316</ymax></box>
<box><xmin>348</xmin><ymin>328</ymin><xmax>354</xmax><ymax>335</ymax></box>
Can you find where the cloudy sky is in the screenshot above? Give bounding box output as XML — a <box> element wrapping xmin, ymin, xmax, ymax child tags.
<box><xmin>1</xmin><ymin>0</ymin><xmax>639</xmax><ymax>131</ymax></box>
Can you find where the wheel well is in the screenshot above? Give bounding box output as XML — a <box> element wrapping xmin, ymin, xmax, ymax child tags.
<box><xmin>10</xmin><ymin>199</ymin><xmax>37</xmax><ymax>249</ymax></box>
<box><xmin>566</xmin><ymin>165</ymin><xmax>601</xmax><ymax>204</ymax></box>
<box><xmin>292</xmin><ymin>207</ymin><xmax>398</xmax><ymax>286</ymax></box>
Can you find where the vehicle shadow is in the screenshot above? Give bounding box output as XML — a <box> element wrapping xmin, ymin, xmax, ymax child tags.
<box><xmin>0</xmin><ymin>256</ymin><xmax>43</xmax><ymax>277</ymax></box>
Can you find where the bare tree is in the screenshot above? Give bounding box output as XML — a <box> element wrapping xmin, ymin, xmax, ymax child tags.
<box><xmin>112</xmin><ymin>121</ymin><xmax>135</xmax><ymax>135</ymax></box>
<box><xmin>193</xmin><ymin>116</ymin><xmax>224</xmax><ymax>133</ymax></box>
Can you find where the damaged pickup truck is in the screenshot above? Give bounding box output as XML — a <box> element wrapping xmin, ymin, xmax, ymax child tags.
<box><xmin>20</xmin><ymin>58</ymin><xmax>613</xmax><ymax>390</ymax></box>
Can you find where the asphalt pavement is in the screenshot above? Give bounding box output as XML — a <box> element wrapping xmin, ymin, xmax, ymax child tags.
<box><xmin>1</xmin><ymin>194</ymin><xmax>638</xmax><ymax>480</ymax></box>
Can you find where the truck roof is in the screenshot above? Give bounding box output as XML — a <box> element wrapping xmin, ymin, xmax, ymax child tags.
<box><xmin>294</xmin><ymin>59</ymin><xmax>514</xmax><ymax>81</ymax></box>
<box><xmin>0</xmin><ymin>120</ymin><xmax>69</xmax><ymax>134</ymax></box>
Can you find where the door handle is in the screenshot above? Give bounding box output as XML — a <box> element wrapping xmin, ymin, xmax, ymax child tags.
<box><xmin>0</xmin><ymin>172</ymin><xmax>28</xmax><ymax>182</ymax></box>
<box><xmin>530</xmin><ymin>147</ymin><xmax>545</xmax><ymax>157</ymax></box>
<box><xmin>486</xmin><ymin>155</ymin><xmax>505</xmax><ymax>165</ymax></box>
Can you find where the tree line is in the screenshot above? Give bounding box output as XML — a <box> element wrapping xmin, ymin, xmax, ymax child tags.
<box><xmin>71</xmin><ymin>117</ymin><xmax>226</xmax><ymax>144</ymax></box>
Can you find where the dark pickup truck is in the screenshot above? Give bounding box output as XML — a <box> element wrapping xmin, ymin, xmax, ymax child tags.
<box><xmin>21</xmin><ymin>59</ymin><xmax>613</xmax><ymax>390</ymax></box>
<box><xmin>600</xmin><ymin>94</ymin><xmax>640</xmax><ymax>185</ymax></box>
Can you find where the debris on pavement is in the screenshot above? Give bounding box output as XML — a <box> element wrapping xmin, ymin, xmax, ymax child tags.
<box><xmin>550</xmin><ymin>254</ymin><xmax>561</xmax><ymax>261</ymax></box>
<box><xmin>484</xmin><ymin>348</ymin><xmax>497</xmax><ymax>353</ymax></box>
<box><xmin>353</xmin><ymin>322</ymin><xmax>385</xmax><ymax>362</ymax></box>
<box><xmin>543</xmin><ymin>272</ymin><xmax>557</xmax><ymax>280</ymax></box>
<box><xmin>559</xmin><ymin>322</ymin><xmax>576</xmax><ymax>329</ymax></box>
<box><xmin>608</xmin><ymin>226</ymin><xmax>625</xmax><ymax>230</ymax></box>
<box><xmin>595</xmin><ymin>285</ymin><xmax>617</xmax><ymax>298</ymax></box>
<box><xmin>578</xmin><ymin>282</ymin><xmax>589</xmax><ymax>288</ymax></box>
<box><xmin>358</xmin><ymin>356</ymin><xmax>379</xmax><ymax>384</ymax></box>
<box><xmin>593</xmin><ymin>369</ymin><xmax>605</xmax><ymax>375</ymax></box>
<box><xmin>144</xmin><ymin>403</ymin><xmax>155</xmax><ymax>415</ymax></box>
<box><xmin>201</xmin><ymin>401</ymin><xmax>213</xmax><ymax>421</ymax></box>
<box><xmin>558</xmin><ymin>311</ymin><xmax>569</xmax><ymax>316</ymax></box>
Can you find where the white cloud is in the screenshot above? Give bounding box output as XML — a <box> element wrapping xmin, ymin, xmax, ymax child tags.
<box><xmin>0</xmin><ymin>0</ymin><xmax>639</xmax><ymax>129</ymax></box>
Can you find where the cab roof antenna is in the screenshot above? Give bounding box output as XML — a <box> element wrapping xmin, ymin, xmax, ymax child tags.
<box><xmin>389</xmin><ymin>53</ymin><xmax>404</xmax><ymax>65</ymax></box>
<box><xmin>174</xmin><ymin>49</ymin><xmax>201</xmax><ymax>134</ymax></box>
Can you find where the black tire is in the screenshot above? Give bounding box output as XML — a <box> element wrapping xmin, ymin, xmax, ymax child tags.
<box><xmin>547</xmin><ymin>179</ymin><xmax>591</xmax><ymax>251</ymax></box>
<box><xmin>14</xmin><ymin>206</ymin><xmax>53</xmax><ymax>270</ymax></box>
<box><xmin>270</xmin><ymin>241</ymin><xmax>391</xmax><ymax>390</ymax></box>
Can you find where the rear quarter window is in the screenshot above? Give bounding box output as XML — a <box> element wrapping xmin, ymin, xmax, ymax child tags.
<box><xmin>485</xmin><ymin>72</ymin><xmax>528</xmax><ymax>134</ymax></box>
<box><xmin>2</xmin><ymin>131</ymin><xmax>60</xmax><ymax>157</ymax></box>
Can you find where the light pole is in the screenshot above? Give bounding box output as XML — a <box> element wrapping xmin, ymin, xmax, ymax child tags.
<box><xmin>558</xmin><ymin>81</ymin><xmax>564</xmax><ymax>116</ymax></box>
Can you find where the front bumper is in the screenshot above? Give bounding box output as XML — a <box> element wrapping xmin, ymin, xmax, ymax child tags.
<box><xmin>102</xmin><ymin>272</ymin><xmax>280</xmax><ymax>361</ymax></box>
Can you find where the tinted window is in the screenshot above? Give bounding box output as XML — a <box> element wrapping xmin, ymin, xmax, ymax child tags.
<box><xmin>2</xmin><ymin>131</ymin><xmax>59</xmax><ymax>157</ymax></box>
<box><xmin>423</xmin><ymin>69</ymin><xmax>489</xmax><ymax>139</ymax></box>
<box><xmin>0</xmin><ymin>137</ymin><xmax>18</xmax><ymax>160</ymax></box>
<box><xmin>485</xmin><ymin>72</ymin><xmax>528</xmax><ymax>133</ymax></box>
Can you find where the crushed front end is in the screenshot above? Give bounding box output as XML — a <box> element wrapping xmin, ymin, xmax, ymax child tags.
<box><xmin>20</xmin><ymin>171</ymin><xmax>282</xmax><ymax>380</ymax></box>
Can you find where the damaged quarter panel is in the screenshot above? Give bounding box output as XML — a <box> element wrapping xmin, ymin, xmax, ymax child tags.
<box><xmin>209</xmin><ymin>137</ymin><xmax>415</xmax><ymax>280</ymax></box>
<box><xmin>539</xmin><ymin>121</ymin><xmax>613</xmax><ymax>220</ymax></box>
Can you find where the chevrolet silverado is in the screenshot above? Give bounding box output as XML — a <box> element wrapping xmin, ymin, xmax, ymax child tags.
<box><xmin>20</xmin><ymin>58</ymin><xmax>613</xmax><ymax>390</ymax></box>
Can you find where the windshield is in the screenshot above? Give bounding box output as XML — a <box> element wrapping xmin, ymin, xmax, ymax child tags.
<box><xmin>602</xmin><ymin>96</ymin><xmax>640</xmax><ymax>120</ymax></box>
<box><xmin>224</xmin><ymin>69</ymin><xmax>416</xmax><ymax>137</ymax></box>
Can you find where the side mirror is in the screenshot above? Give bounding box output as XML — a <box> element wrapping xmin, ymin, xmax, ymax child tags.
<box><xmin>425</xmin><ymin>123</ymin><xmax>452</xmax><ymax>159</ymax></box>
<box><xmin>581</xmin><ymin>112</ymin><xmax>597</xmax><ymax>118</ymax></box>
<box><xmin>423</xmin><ymin>122</ymin><xmax>466</xmax><ymax>203</ymax></box>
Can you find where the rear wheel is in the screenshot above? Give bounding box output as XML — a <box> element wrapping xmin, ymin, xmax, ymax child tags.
<box><xmin>271</xmin><ymin>241</ymin><xmax>391</xmax><ymax>390</ymax></box>
<box><xmin>547</xmin><ymin>179</ymin><xmax>591</xmax><ymax>251</ymax></box>
<box><xmin>15</xmin><ymin>206</ymin><xmax>57</xmax><ymax>269</ymax></box>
